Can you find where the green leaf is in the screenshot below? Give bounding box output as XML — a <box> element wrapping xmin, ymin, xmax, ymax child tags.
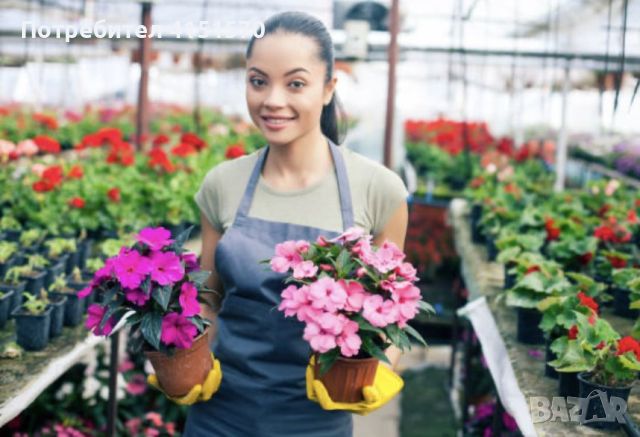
<box><xmin>140</xmin><ymin>312</ymin><xmax>162</xmax><ymax>350</ymax></box>
<box><xmin>173</xmin><ymin>225</ymin><xmax>193</xmax><ymax>250</ymax></box>
<box><xmin>152</xmin><ymin>284</ymin><xmax>172</xmax><ymax>311</ymax></box>
<box><xmin>404</xmin><ymin>323</ymin><xmax>428</xmax><ymax>347</ymax></box>
<box><xmin>516</xmin><ymin>272</ymin><xmax>545</xmax><ymax>293</ymax></box>
<box><xmin>418</xmin><ymin>300</ymin><xmax>435</xmax><ymax>314</ymax></box>
<box><xmin>362</xmin><ymin>336</ymin><xmax>390</xmax><ymax>364</ymax></box>
<box><xmin>618</xmin><ymin>354</ymin><xmax>640</xmax><ymax>371</ymax></box>
<box><xmin>188</xmin><ymin>270</ymin><xmax>211</xmax><ymax>288</ymax></box>
<box><xmin>317</xmin><ymin>349</ymin><xmax>339</xmax><ymax>376</ymax></box>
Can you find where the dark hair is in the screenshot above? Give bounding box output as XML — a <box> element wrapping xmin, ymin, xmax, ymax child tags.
<box><xmin>246</xmin><ymin>11</ymin><xmax>347</xmax><ymax>145</ymax></box>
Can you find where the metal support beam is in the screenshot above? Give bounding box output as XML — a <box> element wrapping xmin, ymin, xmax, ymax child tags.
<box><xmin>135</xmin><ymin>2</ymin><xmax>152</xmax><ymax>150</ymax></box>
<box><xmin>383</xmin><ymin>0</ymin><xmax>399</xmax><ymax>169</ymax></box>
<box><xmin>554</xmin><ymin>59</ymin><xmax>571</xmax><ymax>192</ymax></box>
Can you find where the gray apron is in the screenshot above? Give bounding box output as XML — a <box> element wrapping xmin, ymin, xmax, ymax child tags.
<box><xmin>184</xmin><ymin>138</ymin><xmax>354</xmax><ymax>436</ymax></box>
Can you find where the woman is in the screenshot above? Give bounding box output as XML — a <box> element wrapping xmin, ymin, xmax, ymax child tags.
<box><xmin>184</xmin><ymin>11</ymin><xmax>409</xmax><ymax>436</ymax></box>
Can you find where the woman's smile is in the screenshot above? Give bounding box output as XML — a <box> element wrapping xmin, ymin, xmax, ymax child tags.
<box><xmin>261</xmin><ymin>115</ymin><xmax>298</xmax><ymax>130</ymax></box>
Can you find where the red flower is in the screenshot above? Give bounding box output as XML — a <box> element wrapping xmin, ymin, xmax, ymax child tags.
<box><xmin>598</xmin><ymin>204</ymin><xmax>611</xmax><ymax>218</ymax></box>
<box><xmin>171</xmin><ymin>142</ymin><xmax>197</xmax><ymax>157</ymax></box>
<box><xmin>544</xmin><ymin>218</ymin><xmax>560</xmax><ymax>241</ymax></box>
<box><xmin>594</xmin><ymin>217</ymin><xmax>632</xmax><ymax>244</ymax></box>
<box><xmin>107</xmin><ymin>187</ymin><xmax>121</xmax><ymax>203</ymax></box>
<box><xmin>616</xmin><ymin>336</ymin><xmax>640</xmax><ymax>361</ymax></box>
<box><xmin>525</xmin><ymin>265</ymin><xmax>540</xmax><ymax>275</ymax></box>
<box><xmin>568</xmin><ymin>325</ymin><xmax>578</xmax><ymax>340</ymax></box>
<box><xmin>148</xmin><ymin>148</ymin><xmax>175</xmax><ymax>173</ymax></box>
<box><xmin>32</xmin><ymin>180</ymin><xmax>54</xmax><ymax>192</ymax></box>
<box><xmin>181</xmin><ymin>133</ymin><xmax>206</xmax><ymax>150</ymax></box>
<box><xmin>41</xmin><ymin>165</ymin><xmax>64</xmax><ymax>187</ymax></box>
<box><xmin>470</xmin><ymin>176</ymin><xmax>484</xmax><ymax>189</ymax></box>
<box><xmin>225</xmin><ymin>143</ymin><xmax>246</xmax><ymax>159</ymax></box>
<box><xmin>628</xmin><ymin>210</ymin><xmax>639</xmax><ymax>225</ymax></box>
<box><xmin>577</xmin><ymin>252</ymin><xmax>593</xmax><ymax>266</ymax></box>
<box><xmin>106</xmin><ymin>141</ymin><xmax>135</xmax><ymax>166</ymax></box>
<box><xmin>606</xmin><ymin>255</ymin><xmax>627</xmax><ymax>269</ymax></box>
<box><xmin>152</xmin><ymin>134</ymin><xmax>170</xmax><ymax>147</ymax></box>
<box><xmin>33</xmin><ymin>135</ymin><xmax>61</xmax><ymax>154</ymax></box>
<box><xmin>595</xmin><ymin>341</ymin><xmax>606</xmax><ymax>350</ymax></box>
<box><xmin>577</xmin><ymin>291</ymin><xmax>599</xmax><ymax>313</ymax></box>
<box><xmin>32</xmin><ymin>113</ymin><xmax>58</xmax><ymax>130</ymax></box>
<box><xmin>79</xmin><ymin>127</ymin><xmax>124</xmax><ymax>149</ymax></box>
<box><xmin>67</xmin><ymin>165</ymin><xmax>83</xmax><ymax>179</ymax></box>
<box><xmin>68</xmin><ymin>197</ymin><xmax>85</xmax><ymax>209</ymax></box>
<box><xmin>588</xmin><ymin>312</ymin><xmax>597</xmax><ymax>325</ymax></box>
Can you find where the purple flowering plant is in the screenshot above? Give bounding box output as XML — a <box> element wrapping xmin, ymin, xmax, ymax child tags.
<box><xmin>78</xmin><ymin>226</ymin><xmax>213</xmax><ymax>353</ymax></box>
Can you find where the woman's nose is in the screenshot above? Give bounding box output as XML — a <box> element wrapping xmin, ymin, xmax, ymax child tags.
<box><xmin>263</xmin><ymin>86</ymin><xmax>287</xmax><ymax>108</ymax></box>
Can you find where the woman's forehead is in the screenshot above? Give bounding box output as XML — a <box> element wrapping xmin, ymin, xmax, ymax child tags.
<box><xmin>247</xmin><ymin>32</ymin><xmax>324</xmax><ymax>76</ymax></box>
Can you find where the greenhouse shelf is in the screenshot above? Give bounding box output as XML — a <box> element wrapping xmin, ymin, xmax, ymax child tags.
<box><xmin>450</xmin><ymin>198</ymin><xmax>640</xmax><ymax>437</ymax></box>
<box><xmin>0</xmin><ymin>321</ymin><xmax>105</xmax><ymax>427</ymax></box>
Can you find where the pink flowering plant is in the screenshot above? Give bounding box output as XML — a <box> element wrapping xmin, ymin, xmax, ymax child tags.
<box><xmin>79</xmin><ymin>226</ymin><xmax>213</xmax><ymax>354</ymax></box>
<box><xmin>266</xmin><ymin>227</ymin><xmax>433</xmax><ymax>374</ymax></box>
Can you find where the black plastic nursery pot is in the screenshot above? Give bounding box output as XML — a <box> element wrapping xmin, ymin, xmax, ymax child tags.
<box><xmin>48</xmin><ymin>291</ymin><xmax>83</xmax><ymax>326</ymax></box>
<box><xmin>0</xmin><ymin>256</ymin><xmax>16</xmax><ymax>279</ymax></box>
<box><xmin>578</xmin><ymin>372</ymin><xmax>633</xmax><ymax>430</ymax></box>
<box><xmin>77</xmin><ymin>239</ymin><xmax>94</xmax><ymax>270</ymax></box>
<box><xmin>504</xmin><ymin>262</ymin><xmax>517</xmax><ymax>290</ymax></box>
<box><xmin>516</xmin><ymin>307</ymin><xmax>545</xmax><ymax>345</ymax></box>
<box><xmin>4</xmin><ymin>230</ymin><xmax>21</xmax><ymax>242</ymax></box>
<box><xmin>44</xmin><ymin>255</ymin><xmax>69</xmax><ymax>289</ymax></box>
<box><xmin>485</xmin><ymin>236</ymin><xmax>498</xmax><ymax>262</ymax></box>
<box><xmin>12</xmin><ymin>306</ymin><xmax>52</xmax><ymax>351</ymax></box>
<box><xmin>22</xmin><ymin>270</ymin><xmax>47</xmax><ymax>297</ymax></box>
<box><xmin>471</xmin><ymin>208</ymin><xmax>485</xmax><ymax>244</ymax></box>
<box><xmin>65</xmin><ymin>250</ymin><xmax>80</xmax><ymax>276</ymax></box>
<box><xmin>558</xmin><ymin>371</ymin><xmax>580</xmax><ymax>397</ymax></box>
<box><xmin>545</xmin><ymin>337</ymin><xmax>559</xmax><ymax>379</ymax></box>
<box><xmin>0</xmin><ymin>289</ymin><xmax>15</xmax><ymax>329</ymax></box>
<box><xmin>48</xmin><ymin>295</ymin><xmax>67</xmax><ymax>338</ymax></box>
<box><xmin>0</xmin><ymin>281</ymin><xmax>25</xmax><ymax>317</ymax></box>
<box><xmin>612</xmin><ymin>287</ymin><xmax>640</xmax><ymax>319</ymax></box>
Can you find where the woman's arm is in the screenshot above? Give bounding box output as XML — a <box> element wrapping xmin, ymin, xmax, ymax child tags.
<box><xmin>198</xmin><ymin>211</ymin><xmax>225</xmax><ymax>346</ymax></box>
<box><xmin>372</xmin><ymin>201</ymin><xmax>409</xmax><ymax>371</ymax></box>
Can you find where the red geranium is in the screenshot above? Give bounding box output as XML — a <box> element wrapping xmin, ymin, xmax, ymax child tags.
<box><xmin>152</xmin><ymin>134</ymin><xmax>170</xmax><ymax>147</ymax></box>
<box><xmin>68</xmin><ymin>197</ymin><xmax>85</xmax><ymax>209</ymax></box>
<box><xmin>181</xmin><ymin>133</ymin><xmax>206</xmax><ymax>150</ymax></box>
<box><xmin>106</xmin><ymin>141</ymin><xmax>135</xmax><ymax>166</ymax></box>
<box><xmin>568</xmin><ymin>325</ymin><xmax>578</xmax><ymax>340</ymax></box>
<box><xmin>32</xmin><ymin>113</ymin><xmax>58</xmax><ymax>130</ymax></box>
<box><xmin>107</xmin><ymin>187</ymin><xmax>121</xmax><ymax>203</ymax></box>
<box><xmin>544</xmin><ymin>218</ymin><xmax>560</xmax><ymax>241</ymax></box>
<box><xmin>67</xmin><ymin>165</ymin><xmax>83</xmax><ymax>179</ymax></box>
<box><xmin>577</xmin><ymin>252</ymin><xmax>593</xmax><ymax>266</ymax></box>
<box><xmin>627</xmin><ymin>210</ymin><xmax>638</xmax><ymax>225</ymax></box>
<box><xmin>616</xmin><ymin>336</ymin><xmax>640</xmax><ymax>360</ymax></box>
<box><xmin>148</xmin><ymin>148</ymin><xmax>175</xmax><ymax>173</ymax></box>
<box><xmin>577</xmin><ymin>291</ymin><xmax>598</xmax><ymax>313</ymax></box>
<box><xmin>78</xmin><ymin>127</ymin><xmax>124</xmax><ymax>150</ymax></box>
<box><xmin>594</xmin><ymin>217</ymin><xmax>632</xmax><ymax>244</ymax></box>
<box><xmin>225</xmin><ymin>143</ymin><xmax>246</xmax><ymax>159</ymax></box>
<box><xmin>525</xmin><ymin>265</ymin><xmax>540</xmax><ymax>275</ymax></box>
<box><xmin>171</xmin><ymin>143</ymin><xmax>197</xmax><ymax>157</ymax></box>
<box><xmin>33</xmin><ymin>135</ymin><xmax>61</xmax><ymax>154</ymax></box>
<box><xmin>606</xmin><ymin>255</ymin><xmax>627</xmax><ymax>269</ymax></box>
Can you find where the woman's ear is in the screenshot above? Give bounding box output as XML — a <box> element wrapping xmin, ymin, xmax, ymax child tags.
<box><xmin>323</xmin><ymin>76</ymin><xmax>338</xmax><ymax>106</ymax></box>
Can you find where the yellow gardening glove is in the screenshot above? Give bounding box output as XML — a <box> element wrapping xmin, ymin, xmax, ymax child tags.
<box><xmin>147</xmin><ymin>353</ymin><xmax>222</xmax><ymax>406</ymax></box>
<box><xmin>305</xmin><ymin>355</ymin><xmax>404</xmax><ymax>416</ymax></box>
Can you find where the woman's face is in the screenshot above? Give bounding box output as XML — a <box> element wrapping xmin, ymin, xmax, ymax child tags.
<box><xmin>246</xmin><ymin>31</ymin><xmax>336</xmax><ymax>146</ymax></box>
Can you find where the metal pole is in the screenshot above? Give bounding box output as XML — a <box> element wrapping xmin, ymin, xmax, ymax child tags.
<box><xmin>135</xmin><ymin>2</ymin><xmax>152</xmax><ymax>150</ymax></box>
<box><xmin>106</xmin><ymin>330</ymin><xmax>120</xmax><ymax>437</ymax></box>
<box><xmin>383</xmin><ymin>0</ymin><xmax>399</xmax><ymax>169</ymax></box>
<box><xmin>554</xmin><ymin>59</ymin><xmax>571</xmax><ymax>192</ymax></box>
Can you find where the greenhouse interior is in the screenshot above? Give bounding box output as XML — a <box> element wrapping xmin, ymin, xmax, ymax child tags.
<box><xmin>1</xmin><ymin>0</ymin><xmax>640</xmax><ymax>436</ymax></box>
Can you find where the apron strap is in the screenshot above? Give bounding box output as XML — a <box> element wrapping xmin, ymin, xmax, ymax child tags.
<box><xmin>234</xmin><ymin>138</ymin><xmax>355</xmax><ymax>230</ymax></box>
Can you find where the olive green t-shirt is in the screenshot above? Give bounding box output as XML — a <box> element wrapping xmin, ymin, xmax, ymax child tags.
<box><xmin>194</xmin><ymin>145</ymin><xmax>409</xmax><ymax>236</ymax></box>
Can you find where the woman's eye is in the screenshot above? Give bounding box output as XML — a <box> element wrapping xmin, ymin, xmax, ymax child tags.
<box><xmin>249</xmin><ymin>77</ymin><xmax>265</xmax><ymax>87</ymax></box>
<box><xmin>289</xmin><ymin>81</ymin><xmax>305</xmax><ymax>89</ymax></box>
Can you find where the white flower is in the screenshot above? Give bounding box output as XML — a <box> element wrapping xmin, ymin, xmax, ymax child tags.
<box><xmin>82</xmin><ymin>376</ymin><xmax>101</xmax><ymax>399</ymax></box>
<box><xmin>144</xmin><ymin>359</ymin><xmax>154</xmax><ymax>375</ymax></box>
<box><xmin>486</xmin><ymin>163</ymin><xmax>497</xmax><ymax>174</ymax></box>
<box><xmin>99</xmin><ymin>386</ymin><xmax>109</xmax><ymax>401</ymax></box>
<box><xmin>55</xmin><ymin>382</ymin><xmax>74</xmax><ymax>400</ymax></box>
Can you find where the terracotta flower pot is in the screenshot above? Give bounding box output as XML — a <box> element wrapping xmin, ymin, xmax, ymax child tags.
<box><xmin>144</xmin><ymin>328</ymin><xmax>212</xmax><ymax>398</ymax></box>
<box><xmin>314</xmin><ymin>355</ymin><xmax>378</xmax><ymax>403</ymax></box>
